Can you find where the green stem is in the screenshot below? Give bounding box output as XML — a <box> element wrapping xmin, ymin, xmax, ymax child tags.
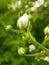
<box><xmin>10</xmin><ymin>29</ymin><xmax>26</xmax><ymax>34</ymax></box>
<box><xmin>10</xmin><ymin>29</ymin><xmax>49</xmax><ymax>53</ymax></box>
<box><xmin>7</xmin><ymin>27</ymin><xmax>49</xmax><ymax>54</ymax></box>
<box><xmin>25</xmin><ymin>51</ymin><xmax>45</xmax><ymax>57</ymax></box>
<box><xmin>29</xmin><ymin>32</ymin><xmax>49</xmax><ymax>52</ymax></box>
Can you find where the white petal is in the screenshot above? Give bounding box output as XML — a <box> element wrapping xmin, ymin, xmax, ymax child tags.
<box><xmin>34</xmin><ymin>1</ymin><xmax>40</xmax><ymax>7</ymax></box>
<box><xmin>32</xmin><ymin>0</ymin><xmax>45</xmax><ymax>8</ymax></box>
<box><xmin>43</xmin><ymin>56</ymin><xmax>49</xmax><ymax>62</ymax></box>
<box><xmin>29</xmin><ymin>45</ymin><xmax>36</xmax><ymax>52</ymax></box>
<box><xmin>38</xmin><ymin>0</ymin><xmax>44</xmax><ymax>5</ymax></box>
<box><xmin>17</xmin><ymin>13</ymin><xmax>28</xmax><ymax>28</ymax></box>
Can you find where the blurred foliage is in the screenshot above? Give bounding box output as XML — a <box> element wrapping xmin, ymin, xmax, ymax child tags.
<box><xmin>0</xmin><ymin>0</ymin><xmax>49</xmax><ymax>65</ymax></box>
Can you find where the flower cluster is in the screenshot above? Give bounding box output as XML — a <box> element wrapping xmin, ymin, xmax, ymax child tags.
<box><xmin>30</xmin><ymin>0</ymin><xmax>44</xmax><ymax>11</ymax></box>
<box><xmin>8</xmin><ymin>0</ymin><xmax>22</xmax><ymax>11</ymax></box>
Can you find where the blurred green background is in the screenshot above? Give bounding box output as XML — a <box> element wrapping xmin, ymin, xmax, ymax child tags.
<box><xmin>0</xmin><ymin>0</ymin><xmax>49</xmax><ymax>65</ymax></box>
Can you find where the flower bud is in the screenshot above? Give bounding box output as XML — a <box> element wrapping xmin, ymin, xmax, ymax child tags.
<box><xmin>28</xmin><ymin>14</ymin><xmax>32</xmax><ymax>19</ymax></box>
<box><xmin>17</xmin><ymin>13</ymin><xmax>28</xmax><ymax>29</ymax></box>
<box><xmin>44</xmin><ymin>26</ymin><xmax>49</xmax><ymax>35</ymax></box>
<box><xmin>42</xmin><ymin>56</ymin><xmax>49</xmax><ymax>62</ymax></box>
<box><xmin>18</xmin><ymin>47</ymin><xmax>26</xmax><ymax>55</ymax></box>
<box><xmin>29</xmin><ymin>44</ymin><xmax>36</xmax><ymax>52</ymax></box>
<box><xmin>5</xmin><ymin>25</ymin><xmax>12</xmax><ymax>31</ymax></box>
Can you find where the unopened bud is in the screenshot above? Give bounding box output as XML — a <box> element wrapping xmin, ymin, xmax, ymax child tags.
<box><xmin>44</xmin><ymin>25</ymin><xmax>49</xmax><ymax>35</ymax></box>
<box><xmin>18</xmin><ymin>47</ymin><xmax>26</xmax><ymax>55</ymax></box>
<box><xmin>5</xmin><ymin>25</ymin><xmax>12</xmax><ymax>31</ymax></box>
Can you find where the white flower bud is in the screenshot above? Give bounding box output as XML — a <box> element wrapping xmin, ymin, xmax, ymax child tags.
<box><xmin>29</xmin><ymin>44</ymin><xmax>36</xmax><ymax>52</ymax></box>
<box><xmin>18</xmin><ymin>47</ymin><xmax>26</xmax><ymax>55</ymax></box>
<box><xmin>42</xmin><ymin>56</ymin><xmax>49</xmax><ymax>62</ymax></box>
<box><xmin>5</xmin><ymin>25</ymin><xmax>12</xmax><ymax>31</ymax></box>
<box><xmin>17</xmin><ymin>13</ymin><xmax>28</xmax><ymax>29</ymax></box>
